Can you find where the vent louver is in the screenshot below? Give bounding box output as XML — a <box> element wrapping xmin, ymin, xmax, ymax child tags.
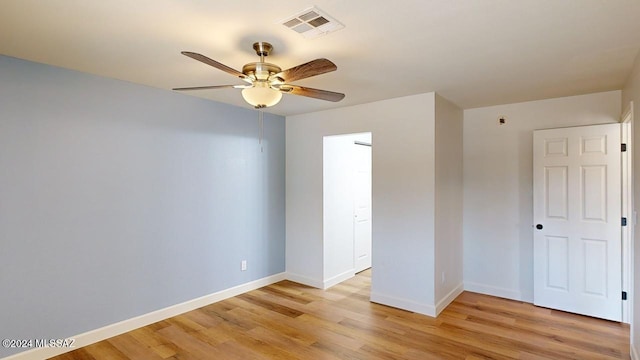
<box><xmin>279</xmin><ymin>6</ymin><xmax>344</xmax><ymax>39</ymax></box>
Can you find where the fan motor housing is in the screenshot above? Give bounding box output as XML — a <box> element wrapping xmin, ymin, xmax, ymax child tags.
<box><xmin>242</xmin><ymin>62</ymin><xmax>282</xmax><ymax>80</ymax></box>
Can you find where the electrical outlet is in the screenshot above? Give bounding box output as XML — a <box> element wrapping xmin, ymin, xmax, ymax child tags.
<box><xmin>241</xmin><ymin>260</ymin><xmax>247</xmax><ymax>271</ymax></box>
<box><xmin>441</xmin><ymin>272</ymin><xmax>446</xmax><ymax>284</ymax></box>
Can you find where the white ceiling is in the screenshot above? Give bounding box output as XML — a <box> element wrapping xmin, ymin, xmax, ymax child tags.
<box><xmin>2</xmin><ymin>0</ymin><xmax>640</xmax><ymax>116</ymax></box>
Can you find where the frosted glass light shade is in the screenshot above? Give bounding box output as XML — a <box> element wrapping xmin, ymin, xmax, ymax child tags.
<box><xmin>241</xmin><ymin>83</ymin><xmax>282</xmax><ymax>108</ymax></box>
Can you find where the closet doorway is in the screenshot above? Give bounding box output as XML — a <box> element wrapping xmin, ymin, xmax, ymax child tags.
<box><xmin>323</xmin><ymin>132</ymin><xmax>372</xmax><ymax>284</ymax></box>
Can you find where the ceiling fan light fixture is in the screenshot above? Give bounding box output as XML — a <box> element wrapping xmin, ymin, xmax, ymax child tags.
<box><xmin>242</xmin><ymin>82</ymin><xmax>282</xmax><ymax>108</ymax></box>
<box><xmin>175</xmin><ymin>42</ymin><xmax>344</xmax><ymax>106</ymax></box>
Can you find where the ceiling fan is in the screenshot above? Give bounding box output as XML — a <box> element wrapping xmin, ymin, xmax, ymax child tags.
<box><xmin>173</xmin><ymin>42</ymin><xmax>345</xmax><ymax>108</ymax></box>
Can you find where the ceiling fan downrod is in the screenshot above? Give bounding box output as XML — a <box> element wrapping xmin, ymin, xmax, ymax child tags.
<box><xmin>253</xmin><ymin>42</ymin><xmax>272</xmax><ymax>62</ymax></box>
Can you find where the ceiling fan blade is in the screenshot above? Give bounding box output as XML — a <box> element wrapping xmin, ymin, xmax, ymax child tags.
<box><xmin>275</xmin><ymin>59</ymin><xmax>337</xmax><ymax>82</ymax></box>
<box><xmin>181</xmin><ymin>51</ymin><xmax>247</xmax><ymax>80</ymax></box>
<box><xmin>279</xmin><ymin>85</ymin><xmax>345</xmax><ymax>102</ymax></box>
<box><xmin>173</xmin><ymin>85</ymin><xmax>248</xmax><ymax>91</ymax></box>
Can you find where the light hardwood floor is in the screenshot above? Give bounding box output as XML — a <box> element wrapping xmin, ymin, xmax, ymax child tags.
<box><xmin>52</xmin><ymin>270</ymin><xmax>630</xmax><ymax>359</ymax></box>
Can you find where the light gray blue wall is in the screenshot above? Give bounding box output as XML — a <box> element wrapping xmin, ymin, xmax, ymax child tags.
<box><xmin>0</xmin><ymin>55</ymin><xmax>285</xmax><ymax>358</ymax></box>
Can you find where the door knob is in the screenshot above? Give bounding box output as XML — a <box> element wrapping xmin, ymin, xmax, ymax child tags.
<box><xmin>536</xmin><ymin>224</ymin><xmax>543</xmax><ymax>230</ymax></box>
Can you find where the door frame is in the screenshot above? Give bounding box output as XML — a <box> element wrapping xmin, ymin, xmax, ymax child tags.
<box><xmin>621</xmin><ymin>101</ymin><xmax>634</xmax><ymax>324</ymax></box>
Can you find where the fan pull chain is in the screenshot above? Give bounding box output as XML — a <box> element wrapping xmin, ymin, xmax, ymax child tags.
<box><xmin>257</xmin><ymin>107</ymin><xmax>264</xmax><ymax>153</ymax></box>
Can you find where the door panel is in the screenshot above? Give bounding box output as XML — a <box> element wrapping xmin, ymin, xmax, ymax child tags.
<box><xmin>533</xmin><ymin>123</ymin><xmax>621</xmax><ymax>321</ymax></box>
<box><xmin>581</xmin><ymin>165</ymin><xmax>607</xmax><ymax>222</ymax></box>
<box><xmin>582</xmin><ymin>238</ymin><xmax>607</xmax><ymax>296</ymax></box>
<box><xmin>353</xmin><ymin>143</ymin><xmax>372</xmax><ymax>273</ymax></box>
<box><xmin>545</xmin><ymin>166</ymin><xmax>568</xmax><ymax>219</ymax></box>
<box><xmin>546</xmin><ymin>235</ymin><xmax>569</xmax><ymax>291</ymax></box>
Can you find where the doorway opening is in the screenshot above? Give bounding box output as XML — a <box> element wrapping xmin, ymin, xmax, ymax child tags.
<box><xmin>322</xmin><ymin>132</ymin><xmax>372</xmax><ymax>289</ymax></box>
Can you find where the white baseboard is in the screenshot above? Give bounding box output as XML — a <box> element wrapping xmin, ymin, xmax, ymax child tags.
<box><xmin>632</xmin><ymin>343</ymin><xmax>639</xmax><ymax>360</ymax></box>
<box><xmin>435</xmin><ymin>283</ymin><xmax>464</xmax><ymax>316</ymax></box>
<box><xmin>1</xmin><ymin>272</ymin><xmax>286</xmax><ymax>360</ymax></box>
<box><xmin>464</xmin><ymin>281</ymin><xmax>522</xmax><ymax>301</ymax></box>
<box><xmin>285</xmin><ymin>272</ymin><xmax>324</xmax><ymax>289</ymax></box>
<box><xmin>370</xmin><ymin>292</ymin><xmax>436</xmax><ymax>317</ymax></box>
<box><xmin>323</xmin><ymin>269</ymin><xmax>354</xmax><ymax>289</ymax></box>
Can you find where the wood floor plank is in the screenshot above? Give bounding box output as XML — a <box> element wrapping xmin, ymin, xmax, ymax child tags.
<box><xmin>247</xmin><ymin>325</ymin><xmax>342</xmax><ymax>360</ymax></box>
<box><xmin>311</xmin><ymin>340</ymin><xmax>385</xmax><ymax>360</ymax></box>
<box><xmin>258</xmin><ymin>284</ymin><xmax>315</xmax><ymax>305</ymax></box>
<box><xmin>228</xmin><ymin>305</ymin><xmax>318</xmax><ymax>345</ymax></box>
<box><xmin>128</xmin><ymin>326</ymin><xmax>169</xmax><ymax>349</ymax></box>
<box><xmin>107</xmin><ymin>333</ymin><xmax>165</xmax><ymax>360</ymax></box>
<box><xmin>50</xmin><ymin>270</ymin><xmax>630</xmax><ymax>359</ymax></box>
<box><xmin>49</xmin><ymin>349</ymin><xmax>96</xmax><ymax>360</ymax></box>
<box><xmin>236</xmin><ymin>292</ymin><xmax>305</xmax><ymax>318</ymax></box>
<box><xmin>154</xmin><ymin>324</ymin><xmax>226</xmax><ymax>360</ymax></box>
<box><xmin>437</xmin><ymin>316</ymin><xmax>606</xmax><ymax>360</ymax></box>
<box><xmin>212</xmin><ymin>340</ymin><xmax>269</xmax><ymax>360</ymax></box>
<box><xmin>80</xmin><ymin>341</ymin><xmax>130</xmax><ymax>360</ymax></box>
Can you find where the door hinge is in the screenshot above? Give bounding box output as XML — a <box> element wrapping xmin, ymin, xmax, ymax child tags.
<box><xmin>622</xmin><ymin>217</ymin><xmax>628</xmax><ymax>226</ymax></box>
<box><xmin>622</xmin><ymin>143</ymin><xmax>627</xmax><ymax>152</ymax></box>
<box><xmin>623</xmin><ymin>291</ymin><xmax>628</xmax><ymax>300</ymax></box>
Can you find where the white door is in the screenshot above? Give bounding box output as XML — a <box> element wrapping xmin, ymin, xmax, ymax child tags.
<box><xmin>353</xmin><ymin>142</ymin><xmax>372</xmax><ymax>272</ymax></box>
<box><xmin>533</xmin><ymin>123</ymin><xmax>621</xmax><ymax>321</ymax></box>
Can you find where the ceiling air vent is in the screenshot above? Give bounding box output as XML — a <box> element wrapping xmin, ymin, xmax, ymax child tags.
<box><xmin>279</xmin><ymin>6</ymin><xmax>344</xmax><ymax>39</ymax></box>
